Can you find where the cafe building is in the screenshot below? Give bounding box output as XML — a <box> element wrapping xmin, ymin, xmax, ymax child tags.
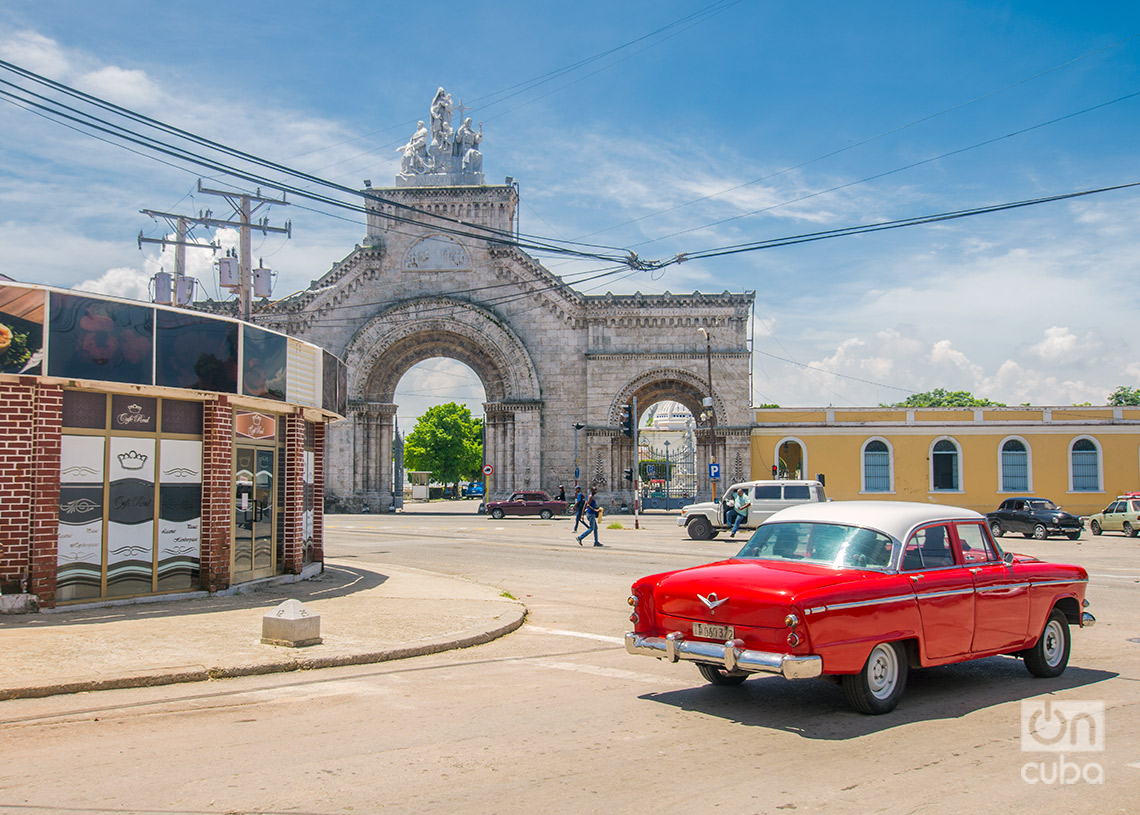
<box><xmin>0</xmin><ymin>281</ymin><xmax>347</xmax><ymax>610</ymax></box>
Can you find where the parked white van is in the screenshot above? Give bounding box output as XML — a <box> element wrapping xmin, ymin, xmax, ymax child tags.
<box><xmin>677</xmin><ymin>479</ymin><xmax>828</xmax><ymax>540</ymax></box>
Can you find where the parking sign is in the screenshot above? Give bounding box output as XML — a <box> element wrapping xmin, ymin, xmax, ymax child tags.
<box><xmin>709</xmin><ymin>463</ymin><xmax>720</xmax><ymax>480</ymax></box>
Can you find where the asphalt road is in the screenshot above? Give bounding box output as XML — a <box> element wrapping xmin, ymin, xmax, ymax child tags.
<box><xmin>1</xmin><ymin>503</ymin><xmax>1138</xmax><ymax>814</ymax></box>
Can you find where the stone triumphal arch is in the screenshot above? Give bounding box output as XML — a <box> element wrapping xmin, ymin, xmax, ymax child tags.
<box><xmin>256</xmin><ymin>89</ymin><xmax>755</xmax><ymax>510</ymax></box>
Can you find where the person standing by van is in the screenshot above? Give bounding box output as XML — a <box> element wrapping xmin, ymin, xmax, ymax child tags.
<box><xmin>730</xmin><ymin>486</ymin><xmax>751</xmax><ymax>537</ymax></box>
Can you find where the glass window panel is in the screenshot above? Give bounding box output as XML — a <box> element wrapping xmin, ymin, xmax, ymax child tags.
<box><xmin>242</xmin><ymin>326</ymin><xmax>287</xmax><ymax>401</ymax></box>
<box><xmin>48</xmin><ymin>293</ymin><xmax>153</xmax><ymax>385</ymax></box>
<box><xmin>1001</xmin><ymin>445</ymin><xmax>1028</xmax><ymax>491</ymax></box>
<box><xmin>155</xmin><ymin>311</ymin><xmax>238</xmax><ymax>393</ymax></box>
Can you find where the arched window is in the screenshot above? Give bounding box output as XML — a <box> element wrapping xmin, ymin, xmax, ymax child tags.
<box><xmin>862</xmin><ymin>439</ymin><xmax>892</xmax><ymax>492</ymax></box>
<box><xmin>1001</xmin><ymin>438</ymin><xmax>1029</xmax><ymax>492</ymax></box>
<box><xmin>1071</xmin><ymin>438</ymin><xmax>1100</xmax><ymax>492</ymax></box>
<box><xmin>931</xmin><ymin>439</ymin><xmax>960</xmax><ymax>491</ymax></box>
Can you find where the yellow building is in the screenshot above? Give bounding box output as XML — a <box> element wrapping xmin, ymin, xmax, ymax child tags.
<box><xmin>750</xmin><ymin>406</ymin><xmax>1140</xmax><ymax>516</ymax></box>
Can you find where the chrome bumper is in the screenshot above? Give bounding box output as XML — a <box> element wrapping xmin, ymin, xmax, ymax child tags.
<box><xmin>1081</xmin><ymin>611</ymin><xmax>1096</xmax><ymax>627</ymax></box>
<box><xmin>676</xmin><ymin>517</ymin><xmax>687</xmax><ymax>527</ymax></box>
<box><xmin>625</xmin><ymin>631</ymin><xmax>823</xmax><ymax>680</ymax></box>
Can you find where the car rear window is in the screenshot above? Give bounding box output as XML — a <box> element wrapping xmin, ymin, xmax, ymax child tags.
<box><xmin>783</xmin><ymin>485</ymin><xmax>810</xmax><ymax>500</ymax></box>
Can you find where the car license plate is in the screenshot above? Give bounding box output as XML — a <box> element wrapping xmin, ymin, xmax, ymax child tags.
<box><xmin>692</xmin><ymin>622</ymin><xmax>734</xmax><ymax>641</ymax></box>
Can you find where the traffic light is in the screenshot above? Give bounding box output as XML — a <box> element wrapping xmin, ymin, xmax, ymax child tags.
<box><xmin>623</xmin><ymin>467</ymin><xmax>634</xmax><ymax>482</ymax></box>
<box><xmin>771</xmin><ymin>464</ymin><xmax>778</xmax><ymax>478</ymax></box>
<box><xmin>619</xmin><ymin>404</ymin><xmax>633</xmax><ymax>437</ymax></box>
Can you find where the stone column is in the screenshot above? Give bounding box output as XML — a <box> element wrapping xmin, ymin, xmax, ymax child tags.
<box><xmin>508</xmin><ymin>402</ymin><xmax>542</xmax><ymax>491</ymax></box>
<box><xmin>376</xmin><ymin>403</ymin><xmax>397</xmax><ymax>510</ymax></box>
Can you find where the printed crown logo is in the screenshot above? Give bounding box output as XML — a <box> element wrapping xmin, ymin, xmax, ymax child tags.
<box><xmin>117</xmin><ymin>450</ymin><xmax>148</xmax><ymax>471</ymax></box>
<box><xmin>127</xmin><ymin>404</ymin><xmax>142</xmax><ymax>414</ymax></box>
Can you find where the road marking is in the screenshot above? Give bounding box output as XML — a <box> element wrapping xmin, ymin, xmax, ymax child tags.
<box><xmin>1089</xmin><ymin>573</ymin><xmax>1140</xmax><ymax>581</ymax></box>
<box><xmin>529</xmin><ymin>659</ymin><xmax>667</xmax><ymax>684</ymax></box>
<box><xmin>527</xmin><ymin>626</ymin><xmax>625</xmax><ymax>645</ymax></box>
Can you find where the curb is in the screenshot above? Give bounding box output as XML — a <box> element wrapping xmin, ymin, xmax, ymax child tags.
<box><xmin>0</xmin><ymin>604</ymin><xmax>527</xmax><ymax>701</ymax></box>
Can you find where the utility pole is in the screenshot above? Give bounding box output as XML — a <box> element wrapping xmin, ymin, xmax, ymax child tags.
<box><xmin>195</xmin><ymin>181</ymin><xmax>291</xmax><ymax>321</ymax></box>
<box><xmin>138</xmin><ymin>214</ymin><xmax>218</xmax><ymax>305</ymax></box>
<box><xmin>140</xmin><ymin>180</ymin><xmax>290</xmax><ymax>319</ymax></box>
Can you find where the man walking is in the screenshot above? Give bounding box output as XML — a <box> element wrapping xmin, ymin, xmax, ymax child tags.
<box><xmin>576</xmin><ymin>488</ymin><xmax>603</xmax><ymax>547</ymax></box>
<box><xmin>572</xmin><ymin>487</ymin><xmax>585</xmax><ymax>531</ymax></box>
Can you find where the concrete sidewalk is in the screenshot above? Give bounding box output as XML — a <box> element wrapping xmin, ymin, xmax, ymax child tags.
<box><xmin>0</xmin><ymin>559</ymin><xmax>527</xmax><ymax>701</ymax></box>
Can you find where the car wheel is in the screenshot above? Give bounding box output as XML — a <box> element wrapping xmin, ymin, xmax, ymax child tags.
<box><xmin>490</xmin><ymin>508</ymin><xmax>504</xmax><ymax>520</ymax></box>
<box><xmin>1032</xmin><ymin>524</ymin><xmax>1048</xmax><ymax>540</ymax></box>
<box><xmin>842</xmin><ymin>641</ymin><xmax>908</xmax><ymax>715</ymax></box>
<box><xmin>1090</xmin><ymin>520</ymin><xmax>1102</xmax><ymax>536</ymax></box>
<box><xmin>697</xmin><ymin>663</ymin><xmax>747</xmax><ymax>686</ymax></box>
<box><xmin>540</xmin><ymin>509</ymin><xmax>553</xmax><ymax>520</ymax></box>
<box><xmin>990</xmin><ymin>521</ymin><xmax>1003</xmax><ymax>538</ymax></box>
<box><xmin>1024</xmin><ymin>608</ymin><xmax>1071</xmax><ymax>678</ymax></box>
<box><xmin>687</xmin><ymin>517</ymin><xmax>714</xmax><ymax>540</ymax></box>
<box><xmin>1125</xmin><ymin>522</ymin><xmax>1138</xmax><ymax>538</ymax></box>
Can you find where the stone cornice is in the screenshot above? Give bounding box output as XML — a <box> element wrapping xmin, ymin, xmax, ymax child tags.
<box><xmin>586</xmin><ymin>351</ymin><xmax>751</xmax><ymax>360</ymax></box>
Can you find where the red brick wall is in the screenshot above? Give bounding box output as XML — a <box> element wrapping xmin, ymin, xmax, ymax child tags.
<box><xmin>0</xmin><ymin>381</ymin><xmax>35</xmax><ymax>593</ymax></box>
<box><xmin>29</xmin><ymin>383</ymin><xmax>62</xmax><ymax>607</ymax></box>
<box><xmin>280</xmin><ymin>412</ymin><xmax>304</xmax><ymax>574</ymax></box>
<box><xmin>313</xmin><ymin>421</ymin><xmax>325</xmax><ymax>563</ymax></box>
<box><xmin>200</xmin><ymin>397</ymin><xmax>233</xmax><ymax>592</ymax></box>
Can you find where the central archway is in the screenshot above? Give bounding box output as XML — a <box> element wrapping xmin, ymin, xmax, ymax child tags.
<box><xmin>328</xmin><ymin>297</ymin><xmax>543</xmax><ymax>510</ymax></box>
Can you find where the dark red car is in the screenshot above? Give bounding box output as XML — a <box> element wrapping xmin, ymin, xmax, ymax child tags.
<box><xmin>486</xmin><ymin>491</ymin><xmax>567</xmax><ymax>520</ymax></box>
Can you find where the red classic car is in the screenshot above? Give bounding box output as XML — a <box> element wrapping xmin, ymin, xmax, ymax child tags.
<box><xmin>626</xmin><ymin>501</ymin><xmax>1094</xmax><ymax>714</ymax></box>
<box><xmin>485</xmin><ymin>490</ymin><xmax>567</xmax><ymax>520</ymax></box>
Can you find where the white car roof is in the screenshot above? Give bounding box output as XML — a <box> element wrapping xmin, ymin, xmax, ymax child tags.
<box><xmin>729</xmin><ymin>479</ymin><xmax>822</xmax><ymax>489</ymax></box>
<box><xmin>763</xmin><ymin>500</ymin><xmax>984</xmax><ymax>542</ymax></box>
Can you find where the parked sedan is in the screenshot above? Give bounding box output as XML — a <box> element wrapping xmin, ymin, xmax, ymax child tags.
<box><xmin>1083</xmin><ymin>494</ymin><xmax>1140</xmax><ymax>537</ymax></box>
<box><xmin>625</xmin><ymin>501</ymin><xmax>1093</xmax><ymax>714</ymax></box>
<box><xmin>485</xmin><ymin>491</ymin><xmax>567</xmax><ymax>520</ymax></box>
<box><xmin>986</xmin><ymin>497</ymin><xmax>1083</xmax><ymax>540</ymax></box>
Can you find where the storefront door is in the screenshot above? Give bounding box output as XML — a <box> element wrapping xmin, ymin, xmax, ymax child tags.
<box><xmin>233</xmin><ymin>445</ymin><xmax>276</xmax><ymax>582</ymax></box>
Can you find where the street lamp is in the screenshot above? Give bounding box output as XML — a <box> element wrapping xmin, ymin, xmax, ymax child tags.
<box><xmin>698</xmin><ymin>327</ymin><xmax>718</xmax><ymax>502</ymax></box>
<box><xmin>573</xmin><ymin>422</ymin><xmax>585</xmax><ymax>487</ymax></box>
<box><xmin>663</xmin><ymin>439</ymin><xmax>671</xmax><ymax>505</ymax></box>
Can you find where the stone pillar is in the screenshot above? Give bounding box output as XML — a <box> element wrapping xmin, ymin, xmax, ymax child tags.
<box><xmin>312</xmin><ymin>421</ymin><xmax>326</xmax><ymax>562</ymax></box>
<box><xmin>376</xmin><ymin>404</ymin><xmax>397</xmax><ymax>510</ymax></box>
<box><xmin>508</xmin><ymin>403</ymin><xmax>541</xmax><ymax>491</ymax></box>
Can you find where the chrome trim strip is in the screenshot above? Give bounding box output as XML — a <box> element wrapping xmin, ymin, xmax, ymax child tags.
<box><xmin>975</xmin><ymin>582</ymin><xmax>1031</xmax><ymax>593</ymax></box>
<box><xmin>915</xmin><ymin>587</ymin><xmax>975</xmax><ymax>600</ymax></box>
<box><xmin>1030</xmin><ymin>578</ymin><xmax>1089</xmax><ymax>587</ymax></box>
<box><xmin>822</xmin><ymin>594</ymin><xmax>914</xmax><ymax>613</ymax></box>
<box><xmin>625</xmin><ymin>632</ymin><xmax>823</xmax><ymax>680</ymax></box>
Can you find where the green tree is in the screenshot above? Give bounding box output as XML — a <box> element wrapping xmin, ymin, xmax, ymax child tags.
<box><xmin>889</xmin><ymin>388</ymin><xmax>1004</xmax><ymax>408</ymax></box>
<box><xmin>403</xmin><ymin>402</ymin><xmax>484</xmax><ymax>495</ymax></box>
<box><xmin>1108</xmin><ymin>386</ymin><xmax>1140</xmax><ymax>406</ymax></box>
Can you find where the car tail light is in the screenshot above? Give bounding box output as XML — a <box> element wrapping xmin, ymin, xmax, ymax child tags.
<box><xmin>787</xmin><ymin>631</ymin><xmax>802</xmax><ymax>647</ymax></box>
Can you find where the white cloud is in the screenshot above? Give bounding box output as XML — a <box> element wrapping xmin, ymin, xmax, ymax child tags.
<box><xmin>77</xmin><ymin>65</ymin><xmax>165</xmax><ymax>110</ymax></box>
<box><xmin>0</xmin><ymin>29</ymin><xmax>71</xmax><ymax>79</ymax></box>
<box><xmin>74</xmin><ymin>266</ymin><xmax>152</xmax><ymax>302</ymax></box>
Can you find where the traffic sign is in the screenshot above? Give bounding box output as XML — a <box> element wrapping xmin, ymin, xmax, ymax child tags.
<box><xmin>482</xmin><ymin>464</ymin><xmax>494</xmax><ymax>475</ymax></box>
<box><xmin>709</xmin><ymin>462</ymin><xmax>721</xmax><ymax>480</ymax></box>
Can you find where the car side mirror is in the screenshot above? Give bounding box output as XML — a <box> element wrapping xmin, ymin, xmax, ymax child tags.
<box><xmin>1003</xmin><ymin>551</ymin><xmax>1014</xmax><ymax>564</ymax></box>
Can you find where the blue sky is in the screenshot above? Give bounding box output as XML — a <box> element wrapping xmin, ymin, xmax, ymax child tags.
<box><xmin>1</xmin><ymin>1</ymin><xmax>1139</xmax><ymax>421</ymax></box>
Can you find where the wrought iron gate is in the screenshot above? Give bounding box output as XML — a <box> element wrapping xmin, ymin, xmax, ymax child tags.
<box><xmin>638</xmin><ymin>435</ymin><xmax>697</xmax><ymax>511</ymax></box>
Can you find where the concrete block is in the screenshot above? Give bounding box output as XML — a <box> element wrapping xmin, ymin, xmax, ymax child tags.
<box><xmin>261</xmin><ymin>599</ymin><xmax>322</xmax><ymax>647</ymax></box>
<box><xmin>0</xmin><ymin>594</ymin><xmax>39</xmax><ymax>615</ymax></box>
